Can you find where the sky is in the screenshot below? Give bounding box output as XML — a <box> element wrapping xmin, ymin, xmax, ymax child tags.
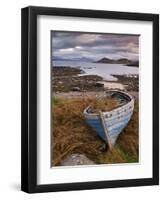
<box><xmin>51</xmin><ymin>31</ymin><xmax>139</xmax><ymax>61</ymax></box>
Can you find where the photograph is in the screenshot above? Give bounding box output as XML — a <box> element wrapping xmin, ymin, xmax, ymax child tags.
<box><xmin>51</xmin><ymin>31</ymin><xmax>139</xmax><ymax>167</ymax></box>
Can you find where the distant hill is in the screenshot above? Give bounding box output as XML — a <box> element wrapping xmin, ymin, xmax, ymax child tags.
<box><xmin>95</xmin><ymin>57</ymin><xmax>115</xmax><ymax>63</ymax></box>
<box><xmin>95</xmin><ymin>57</ymin><xmax>131</xmax><ymax>64</ymax></box>
<box><xmin>52</xmin><ymin>56</ymin><xmax>94</xmax><ymax>62</ymax></box>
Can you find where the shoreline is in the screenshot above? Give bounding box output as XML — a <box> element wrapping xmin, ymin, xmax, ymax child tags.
<box><xmin>52</xmin><ymin>66</ymin><xmax>138</xmax><ymax>93</ymax></box>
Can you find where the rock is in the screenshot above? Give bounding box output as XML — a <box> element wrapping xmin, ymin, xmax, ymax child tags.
<box><xmin>71</xmin><ymin>87</ymin><xmax>81</xmax><ymax>92</ymax></box>
<box><xmin>94</xmin><ymin>82</ymin><xmax>104</xmax><ymax>88</ymax></box>
<box><xmin>61</xmin><ymin>154</ymin><xmax>95</xmax><ymax>166</ymax></box>
<box><xmin>58</xmin><ymin>81</ymin><xmax>63</xmax><ymax>84</ymax></box>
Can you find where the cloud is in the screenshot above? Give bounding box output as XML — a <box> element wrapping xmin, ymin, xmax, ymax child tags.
<box><xmin>52</xmin><ymin>31</ymin><xmax>139</xmax><ymax>60</ymax></box>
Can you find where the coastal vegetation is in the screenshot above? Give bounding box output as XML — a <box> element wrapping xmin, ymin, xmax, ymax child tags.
<box><xmin>52</xmin><ymin>96</ymin><xmax>139</xmax><ymax>166</ymax></box>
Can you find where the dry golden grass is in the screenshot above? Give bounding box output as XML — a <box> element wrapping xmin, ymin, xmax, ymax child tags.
<box><xmin>88</xmin><ymin>97</ymin><xmax>118</xmax><ymax>112</ymax></box>
<box><xmin>117</xmin><ymin>100</ymin><xmax>139</xmax><ymax>159</ymax></box>
<box><xmin>52</xmin><ymin>97</ymin><xmax>139</xmax><ymax>166</ymax></box>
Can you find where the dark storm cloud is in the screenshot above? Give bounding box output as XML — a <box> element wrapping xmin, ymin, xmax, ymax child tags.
<box><xmin>52</xmin><ymin>31</ymin><xmax>139</xmax><ymax>60</ymax></box>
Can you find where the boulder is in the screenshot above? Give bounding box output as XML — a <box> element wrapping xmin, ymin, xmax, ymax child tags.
<box><xmin>71</xmin><ymin>87</ymin><xmax>81</xmax><ymax>92</ymax></box>
<box><xmin>61</xmin><ymin>154</ymin><xmax>95</xmax><ymax>166</ymax></box>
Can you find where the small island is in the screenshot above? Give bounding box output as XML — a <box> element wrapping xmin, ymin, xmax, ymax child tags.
<box><xmin>126</xmin><ymin>61</ymin><xmax>139</xmax><ymax>67</ymax></box>
<box><xmin>95</xmin><ymin>57</ymin><xmax>139</xmax><ymax>67</ymax></box>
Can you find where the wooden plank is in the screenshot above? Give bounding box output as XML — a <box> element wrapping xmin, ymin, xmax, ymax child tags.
<box><xmin>99</xmin><ymin>111</ymin><xmax>113</xmax><ymax>150</ymax></box>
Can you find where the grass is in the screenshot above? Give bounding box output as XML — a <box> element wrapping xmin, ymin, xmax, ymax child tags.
<box><xmin>52</xmin><ymin>96</ymin><xmax>139</xmax><ymax>166</ymax></box>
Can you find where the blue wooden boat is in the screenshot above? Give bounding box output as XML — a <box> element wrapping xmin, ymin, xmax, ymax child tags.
<box><xmin>83</xmin><ymin>90</ymin><xmax>134</xmax><ymax>149</ymax></box>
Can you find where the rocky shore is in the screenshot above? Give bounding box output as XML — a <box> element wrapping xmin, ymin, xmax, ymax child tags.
<box><xmin>52</xmin><ymin>66</ymin><xmax>103</xmax><ymax>92</ymax></box>
<box><xmin>111</xmin><ymin>74</ymin><xmax>139</xmax><ymax>91</ymax></box>
<box><xmin>52</xmin><ymin>66</ymin><xmax>139</xmax><ymax>93</ymax></box>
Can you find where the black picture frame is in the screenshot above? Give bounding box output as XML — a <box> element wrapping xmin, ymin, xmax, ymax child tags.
<box><xmin>21</xmin><ymin>6</ymin><xmax>159</xmax><ymax>193</ymax></box>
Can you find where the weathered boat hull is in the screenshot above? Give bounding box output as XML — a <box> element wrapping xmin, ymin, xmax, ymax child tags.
<box><xmin>84</xmin><ymin>91</ymin><xmax>134</xmax><ymax>148</ymax></box>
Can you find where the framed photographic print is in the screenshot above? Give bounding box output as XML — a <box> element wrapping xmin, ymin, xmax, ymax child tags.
<box><xmin>21</xmin><ymin>6</ymin><xmax>159</xmax><ymax>193</ymax></box>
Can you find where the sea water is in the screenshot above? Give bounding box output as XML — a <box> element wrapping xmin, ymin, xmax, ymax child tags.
<box><xmin>53</xmin><ymin>61</ymin><xmax>139</xmax><ymax>81</ymax></box>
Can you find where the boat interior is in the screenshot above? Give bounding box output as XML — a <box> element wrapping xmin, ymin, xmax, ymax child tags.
<box><xmin>85</xmin><ymin>90</ymin><xmax>132</xmax><ymax>114</ymax></box>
